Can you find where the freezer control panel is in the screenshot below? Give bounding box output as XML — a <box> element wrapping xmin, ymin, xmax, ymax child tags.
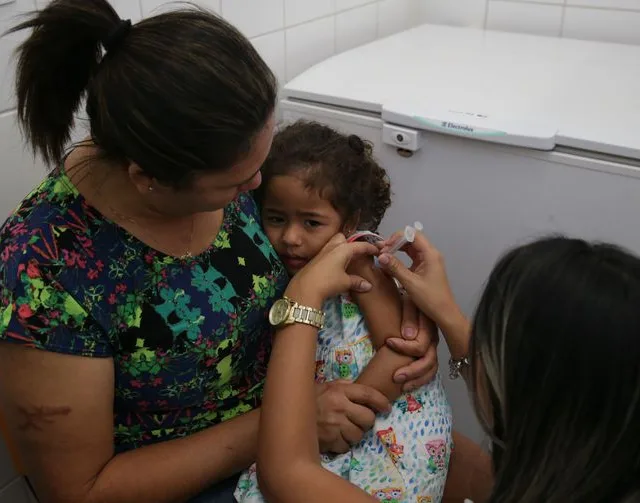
<box><xmin>382</xmin><ymin>124</ymin><xmax>422</xmax><ymax>152</ymax></box>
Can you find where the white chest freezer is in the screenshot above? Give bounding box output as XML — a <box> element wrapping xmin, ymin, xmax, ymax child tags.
<box><xmin>279</xmin><ymin>24</ymin><xmax>640</xmax><ymax>443</ymax></box>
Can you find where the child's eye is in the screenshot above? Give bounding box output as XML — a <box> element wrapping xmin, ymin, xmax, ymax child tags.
<box><xmin>265</xmin><ymin>215</ymin><xmax>285</xmax><ymax>225</ymax></box>
<box><xmin>305</xmin><ymin>220</ymin><xmax>322</xmax><ymax>228</ymax></box>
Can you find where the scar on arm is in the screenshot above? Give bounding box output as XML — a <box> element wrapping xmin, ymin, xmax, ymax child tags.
<box><xmin>17</xmin><ymin>405</ymin><xmax>72</xmax><ymax>432</ymax></box>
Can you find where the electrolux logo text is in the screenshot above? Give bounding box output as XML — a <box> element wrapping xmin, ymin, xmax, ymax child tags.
<box><xmin>441</xmin><ymin>121</ymin><xmax>474</xmax><ymax>133</ymax></box>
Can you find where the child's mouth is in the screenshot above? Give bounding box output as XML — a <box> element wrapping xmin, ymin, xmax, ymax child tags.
<box><xmin>281</xmin><ymin>255</ymin><xmax>308</xmax><ymax>270</ymax></box>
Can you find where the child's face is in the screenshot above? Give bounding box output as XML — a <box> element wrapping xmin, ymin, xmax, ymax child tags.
<box><xmin>262</xmin><ymin>175</ymin><xmax>344</xmax><ymax>275</ymax></box>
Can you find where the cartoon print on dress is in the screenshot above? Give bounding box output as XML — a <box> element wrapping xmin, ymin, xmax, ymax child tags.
<box><xmin>397</xmin><ymin>394</ymin><xmax>424</xmax><ymax>414</ymax></box>
<box><xmin>233</xmin><ymin>294</ymin><xmax>453</xmax><ymax>503</ymax></box>
<box><xmin>425</xmin><ymin>439</ymin><xmax>448</xmax><ymax>474</ymax></box>
<box><xmin>349</xmin><ymin>457</ymin><xmax>364</xmax><ymax>472</ymax></box>
<box><xmin>377</xmin><ymin>427</ymin><xmax>404</xmax><ymax>465</ymax></box>
<box><xmin>236</xmin><ymin>464</ymin><xmax>258</xmax><ymax>492</ymax></box>
<box><xmin>315</xmin><ymin>360</ymin><xmax>327</xmax><ymax>383</ymax></box>
<box><xmin>371</xmin><ymin>487</ymin><xmax>404</xmax><ymax>502</ymax></box>
<box><xmin>333</xmin><ymin>348</ymin><xmax>358</xmax><ymax>379</ymax></box>
<box><xmin>341</xmin><ymin>300</ymin><xmax>359</xmax><ymax>319</ymax></box>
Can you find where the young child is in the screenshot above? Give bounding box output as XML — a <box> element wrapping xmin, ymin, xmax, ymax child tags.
<box><xmin>234</xmin><ymin>121</ymin><xmax>453</xmax><ymax>503</ymax></box>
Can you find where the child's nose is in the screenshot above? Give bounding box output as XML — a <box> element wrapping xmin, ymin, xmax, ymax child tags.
<box><xmin>282</xmin><ymin>226</ymin><xmax>302</xmax><ymax>246</ymax></box>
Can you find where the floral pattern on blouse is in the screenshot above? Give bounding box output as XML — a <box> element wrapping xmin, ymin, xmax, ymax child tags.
<box><xmin>0</xmin><ymin>169</ymin><xmax>288</xmax><ymax>452</ymax></box>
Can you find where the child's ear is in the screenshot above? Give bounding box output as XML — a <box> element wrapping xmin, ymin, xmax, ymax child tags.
<box><xmin>343</xmin><ymin>212</ymin><xmax>361</xmax><ymax>235</ymax></box>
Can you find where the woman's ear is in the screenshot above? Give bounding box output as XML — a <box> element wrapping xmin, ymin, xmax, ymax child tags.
<box><xmin>127</xmin><ymin>163</ymin><xmax>155</xmax><ymax>195</ymax></box>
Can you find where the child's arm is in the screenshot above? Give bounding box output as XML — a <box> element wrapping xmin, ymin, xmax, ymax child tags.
<box><xmin>443</xmin><ymin>431</ymin><xmax>494</xmax><ymax>503</ymax></box>
<box><xmin>347</xmin><ymin>256</ymin><xmax>423</xmax><ymax>401</ymax></box>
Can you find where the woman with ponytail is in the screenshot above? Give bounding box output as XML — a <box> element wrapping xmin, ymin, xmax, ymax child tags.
<box><xmin>0</xmin><ymin>1</ymin><xmax>437</xmax><ymax>502</ymax></box>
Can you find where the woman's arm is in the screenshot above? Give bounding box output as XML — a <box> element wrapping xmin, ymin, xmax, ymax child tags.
<box><xmin>0</xmin><ymin>343</ymin><xmax>259</xmax><ymax>503</ymax></box>
<box><xmin>438</xmin><ymin>306</ymin><xmax>473</xmax><ymax>386</ymax></box>
<box><xmin>257</xmin><ymin>235</ymin><xmax>381</xmax><ymax>503</ymax></box>
<box><xmin>258</xmin><ymin>293</ymin><xmax>377</xmax><ymax>503</ymax></box>
<box><xmin>348</xmin><ymin>256</ymin><xmax>418</xmax><ymax>400</ymax></box>
<box><xmin>377</xmin><ymin>233</ymin><xmax>473</xmax><ymax>385</ymax></box>
<box><xmin>443</xmin><ymin>431</ymin><xmax>494</xmax><ymax>503</ymax></box>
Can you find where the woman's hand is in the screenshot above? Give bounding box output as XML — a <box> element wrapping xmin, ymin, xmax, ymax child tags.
<box><xmin>315</xmin><ymin>381</ymin><xmax>390</xmax><ymax>454</ymax></box>
<box><xmin>377</xmin><ymin>231</ymin><xmax>460</xmax><ymax>328</ymax></box>
<box><xmin>377</xmin><ymin>231</ymin><xmax>471</xmax><ymax>361</ymax></box>
<box><xmin>388</xmin><ymin>310</ymin><xmax>440</xmax><ymax>391</ymax></box>
<box><xmin>286</xmin><ymin>234</ymin><xmax>379</xmax><ymax>307</ymax></box>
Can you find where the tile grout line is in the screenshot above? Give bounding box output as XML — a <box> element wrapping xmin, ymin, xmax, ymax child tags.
<box><xmin>483</xmin><ymin>0</ymin><xmax>490</xmax><ymax>29</ymax></box>
<box><xmin>559</xmin><ymin>0</ymin><xmax>567</xmax><ymax>37</ymax></box>
<box><xmin>495</xmin><ymin>0</ymin><xmax>640</xmax><ymax>13</ymax></box>
<box><xmin>282</xmin><ymin>0</ymin><xmax>288</xmax><ymax>83</ymax></box>
<box><xmin>334</xmin><ymin>0</ymin><xmax>339</xmax><ymax>54</ymax></box>
<box><xmin>250</xmin><ymin>0</ymin><xmax>380</xmax><ymax>40</ymax></box>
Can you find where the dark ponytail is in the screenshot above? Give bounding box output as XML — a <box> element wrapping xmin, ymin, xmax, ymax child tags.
<box><xmin>7</xmin><ymin>0</ymin><xmax>277</xmax><ymax>187</ymax></box>
<box><xmin>7</xmin><ymin>0</ymin><xmax>121</xmax><ymax>165</ymax></box>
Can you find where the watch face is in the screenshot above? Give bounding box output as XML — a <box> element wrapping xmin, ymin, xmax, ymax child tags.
<box><xmin>269</xmin><ymin>299</ymin><xmax>290</xmax><ymax>326</ymax></box>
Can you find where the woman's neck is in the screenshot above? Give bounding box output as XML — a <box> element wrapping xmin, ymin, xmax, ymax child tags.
<box><xmin>65</xmin><ymin>143</ymin><xmax>188</xmax><ymax>226</ymax></box>
<box><xmin>64</xmin><ymin>142</ymin><xmax>225</xmax><ymax>258</ymax></box>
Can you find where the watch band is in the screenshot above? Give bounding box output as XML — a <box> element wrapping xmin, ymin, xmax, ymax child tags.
<box><xmin>448</xmin><ymin>356</ymin><xmax>470</xmax><ymax>380</ymax></box>
<box><xmin>281</xmin><ymin>297</ymin><xmax>325</xmax><ymax>329</ymax></box>
<box><xmin>286</xmin><ymin>299</ymin><xmax>325</xmax><ymax>329</ymax></box>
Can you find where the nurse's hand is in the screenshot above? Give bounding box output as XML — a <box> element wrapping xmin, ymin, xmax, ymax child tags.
<box><xmin>377</xmin><ymin>231</ymin><xmax>462</xmax><ymax>334</ymax></box>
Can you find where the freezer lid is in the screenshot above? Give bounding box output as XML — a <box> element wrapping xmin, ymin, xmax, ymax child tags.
<box><xmin>283</xmin><ymin>24</ymin><xmax>640</xmax><ymax>159</ymax></box>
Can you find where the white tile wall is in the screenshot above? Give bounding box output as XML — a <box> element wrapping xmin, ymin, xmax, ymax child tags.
<box><xmin>563</xmin><ymin>6</ymin><xmax>640</xmax><ymax>44</ymax></box>
<box><xmin>418</xmin><ymin>0</ymin><xmax>640</xmax><ymax>46</ymax></box>
<box><xmin>0</xmin><ymin>0</ymin><xmax>418</xmax><ymax>500</ymax></box>
<box><xmin>336</xmin><ymin>3</ymin><xmax>379</xmax><ymax>53</ymax></box>
<box><xmin>0</xmin><ymin>1</ymin><xmax>37</xmax><ymax>113</ymax></box>
<box><xmin>418</xmin><ymin>0</ymin><xmax>487</xmax><ymax>28</ymax></box>
<box><xmin>487</xmin><ymin>1</ymin><xmax>564</xmax><ymax>37</ymax></box>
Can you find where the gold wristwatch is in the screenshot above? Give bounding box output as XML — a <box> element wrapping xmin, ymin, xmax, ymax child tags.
<box><xmin>268</xmin><ymin>297</ymin><xmax>325</xmax><ymax>329</ymax></box>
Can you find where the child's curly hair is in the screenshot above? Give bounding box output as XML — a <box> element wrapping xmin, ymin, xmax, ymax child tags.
<box><xmin>256</xmin><ymin>120</ymin><xmax>392</xmax><ymax>231</ymax></box>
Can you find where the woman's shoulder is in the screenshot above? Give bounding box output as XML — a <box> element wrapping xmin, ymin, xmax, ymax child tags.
<box><xmin>0</xmin><ymin>172</ymin><xmax>118</xmax><ymax>355</ymax></box>
<box><xmin>1</xmin><ymin>171</ymin><xmax>81</xmax><ymax>276</ymax></box>
<box><xmin>0</xmin><ymin>170</ymin><xmax>131</xmax><ymax>296</ymax></box>
<box><xmin>229</xmin><ymin>191</ymin><xmax>255</xmax><ymax>213</ymax></box>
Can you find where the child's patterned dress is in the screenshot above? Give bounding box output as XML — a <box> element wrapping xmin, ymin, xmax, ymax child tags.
<box><xmin>234</xmin><ymin>295</ymin><xmax>453</xmax><ymax>503</ymax></box>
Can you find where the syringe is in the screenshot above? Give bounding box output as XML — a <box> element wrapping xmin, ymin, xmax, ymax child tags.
<box><xmin>384</xmin><ymin>221</ymin><xmax>423</xmax><ymax>255</ymax></box>
<box><xmin>373</xmin><ymin>221</ymin><xmax>423</xmax><ymax>267</ymax></box>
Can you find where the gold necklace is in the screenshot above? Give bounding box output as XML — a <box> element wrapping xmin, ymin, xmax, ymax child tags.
<box><xmin>109</xmin><ymin>205</ymin><xmax>197</xmax><ymax>260</ymax></box>
<box><xmin>80</xmin><ymin>169</ymin><xmax>197</xmax><ymax>260</ymax></box>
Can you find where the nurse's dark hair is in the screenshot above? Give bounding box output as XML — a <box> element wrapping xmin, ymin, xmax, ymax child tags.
<box><xmin>470</xmin><ymin>235</ymin><xmax>640</xmax><ymax>503</ymax></box>
<box><xmin>7</xmin><ymin>0</ymin><xmax>276</xmax><ymax>188</ymax></box>
<box><xmin>256</xmin><ymin>120</ymin><xmax>391</xmax><ymax>231</ymax></box>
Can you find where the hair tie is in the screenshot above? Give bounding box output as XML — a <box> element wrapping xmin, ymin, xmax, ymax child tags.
<box><xmin>103</xmin><ymin>19</ymin><xmax>132</xmax><ymax>53</ymax></box>
<box><xmin>347</xmin><ymin>134</ymin><xmax>365</xmax><ymax>154</ymax></box>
